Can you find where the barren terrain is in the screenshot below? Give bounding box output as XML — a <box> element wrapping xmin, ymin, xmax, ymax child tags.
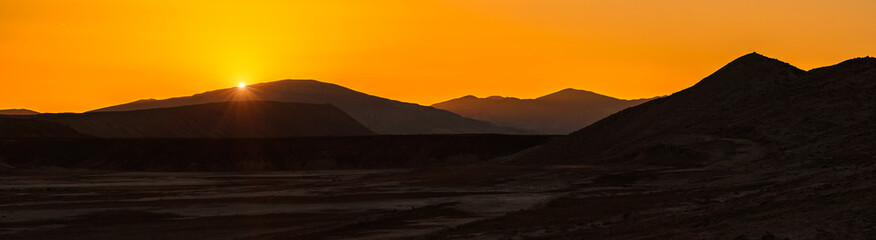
<box><xmin>2</xmin><ymin>161</ymin><xmax>872</xmax><ymax>239</ymax></box>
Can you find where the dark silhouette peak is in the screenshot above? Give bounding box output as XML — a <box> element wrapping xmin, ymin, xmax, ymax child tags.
<box><xmin>261</xmin><ymin>79</ymin><xmax>324</xmax><ymax>85</ymax></box>
<box><xmin>258</xmin><ymin>79</ymin><xmax>317</xmax><ymax>83</ymax></box>
<box><xmin>808</xmin><ymin>56</ymin><xmax>876</xmax><ymax>75</ymax></box>
<box><xmin>132</xmin><ymin>98</ymin><xmax>157</xmax><ymax>103</ymax></box>
<box><xmin>284</xmin><ymin>79</ymin><xmax>320</xmax><ymax>82</ymax></box>
<box><xmin>554</xmin><ymin>88</ymin><xmax>598</xmax><ymax>95</ymax></box>
<box><xmin>744</xmin><ymin>51</ymin><xmax>764</xmax><ymax>57</ymax></box>
<box><xmin>433</xmin><ymin>88</ymin><xmax>653</xmax><ymax>134</ymax></box>
<box><xmin>450</xmin><ymin>95</ymin><xmax>520</xmax><ymax>101</ymax></box>
<box><xmin>552</xmin><ymin>88</ymin><xmax>590</xmax><ymax>94</ymax></box>
<box><xmin>689</xmin><ymin>53</ymin><xmax>803</xmax><ymax>91</ymax></box>
<box><xmin>536</xmin><ymin>88</ymin><xmax>612</xmax><ymax>102</ymax></box>
<box><xmin>460</xmin><ymin>95</ymin><xmax>478</xmax><ymax>99</ymax></box>
<box><xmin>833</xmin><ymin>56</ymin><xmax>876</xmax><ymax>68</ymax></box>
<box><xmin>733</xmin><ymin>52</ymin><xmax>779</xmax><ymax>63</ymax></box>
<box><xmin>253</xmin><ymin>79</ymin><xmax>345</xmax><ymax>89</ymax></box>
<box><xmin>727</xmin><ymin>52</ymin><xmax>791</xmax><ymax>68</ymax></box>
<box><xmin>246</xmin><ymin>79</ymin><xmax>368</xmax><ymax>97</ymax></box>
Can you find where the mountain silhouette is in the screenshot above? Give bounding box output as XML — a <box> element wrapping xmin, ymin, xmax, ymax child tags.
<box><xmin>20</xmin><ymin>101</ymin><xmax>373</xmax><ymax>138</ymax></box>
<box><xmin>92</xmin><ymin>80</ymin><xmax>526</xmax><ymax>135</ymax></box>
<box><xmin>512</xmin><ymin>53</ymin><xmax>876</xmax><ymax>167</ymax></box>
<box><xmin>433</xmin><ymin>89</ymin><xmax>653</xmax><ymax>134</ymax></box>
<box><xmin>0</xmin><ymin>109</ymin><xmax>39</xmax><ymax>115</ymax></box>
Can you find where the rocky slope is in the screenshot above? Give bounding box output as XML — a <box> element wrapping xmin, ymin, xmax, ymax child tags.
<box><xmin>513</xmin><ymin>53</ymin><xmax>876</xmax><ymax>168</ymax></box>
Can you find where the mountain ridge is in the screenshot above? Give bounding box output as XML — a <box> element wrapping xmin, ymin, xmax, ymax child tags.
<box><xmin>92</xmin><ymin>80</ymin><xmax>527</xmax><ymax>135</ymax></box>
<box><xmin>0</xmin><ymin>109</ymin><xmax>40</xmax><ymax>115</ymax></box>
<box><xmin>21</xmin><ymin>101</ymin><xmax>373</xmax><ymax>138</ymax></box>
<box><xmin>432</xmin><ymin>89</ymin><xmax>655</xmax><ymax>134</ymax></box>
<box><xmin>510</xmin><ymin>52</ymin><xmax>876</xmax><ymax>168</ymax></box>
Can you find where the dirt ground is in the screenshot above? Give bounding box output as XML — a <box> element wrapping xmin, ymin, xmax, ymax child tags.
<box><xmin>1</xmin><ymin>163</ymin><xmax>873</xmax><ymax>239</ymax></box>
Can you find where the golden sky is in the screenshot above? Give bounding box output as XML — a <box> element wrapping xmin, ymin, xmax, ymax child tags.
<box><xmin>2</xmin><ymin>0</ymin><xmax>875</xmax><ymax>112</ymax></box>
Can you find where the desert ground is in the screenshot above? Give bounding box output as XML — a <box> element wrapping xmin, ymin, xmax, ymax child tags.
<box><xmin>3</xmin><ymin>160</ymin><xmax>872</xmax><ymax>239</ymax></box>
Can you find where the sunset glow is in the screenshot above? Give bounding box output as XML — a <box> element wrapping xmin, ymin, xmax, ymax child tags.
<box><xmin>2</xmin><ymin>0</ymin><xmax>875</xmax><ymax>112</ymax></box>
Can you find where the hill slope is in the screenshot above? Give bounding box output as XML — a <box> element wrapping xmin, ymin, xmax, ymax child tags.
<box><xmin>512</xmin><ymin>53</ymin><xmax>876</xmax><ymax>168</ymax></box>
<box><xmin>432</xmin><ymin>89</ymin><xmax>653</xmax><ymax>134</ymax></box>
<box><xmin>0</xmin><ymin>109</ymin><xmax>39</xmax><ymax>115</ymax></box>
<box><xmin>24</xmin><ymin>101</ymin><xmax>373</xmax><ymax>138</ymax></box>
<box><xmin>91</xmin><ymin>80</ymin><xmax>526</xmax><ymax>135</ymax></box>
<box><xmin>434</xmin><ymin>53</ymin><xmax>876</xmax><ymax>239</ymax></box>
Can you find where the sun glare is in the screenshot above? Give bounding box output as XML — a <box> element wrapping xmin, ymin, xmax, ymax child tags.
<box><xmin>238</xmin><ymin>83</ymin><xmax>246</xmax><ymax>88</ymax></box>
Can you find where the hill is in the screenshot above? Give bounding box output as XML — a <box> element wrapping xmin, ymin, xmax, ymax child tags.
<box><xmin>432</xmin><ymin>89</ymin><xmax>653</xmax><ymax>134</ymax></box>
<box><xmin>21</xmin><ymin>101</ymin><xmax>373</xmax><ymax>138</ymax></box>
<box><xmin>0</xmin><ymin>109</ymin><xmax>39</xmax><ymax>115</ymax></box>
<box><xmin>91</xmin><ymin>80</ymin><xmax>526</xmax><ymax>135</ymax></box>
<box><xmin>513</xmin><ymin>53</ymin><xmax>876</xmax><ymax>168</ymax></box>
<box><xmin>426</xmin><ymin>53</ymin><xmax>876</xmax><ymax>239</ymax></box>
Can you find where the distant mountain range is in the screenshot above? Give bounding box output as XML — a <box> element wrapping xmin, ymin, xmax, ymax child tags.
<box><xmin>0</xmin><ymin>109</ymin><xmax>39</xmax><ymax>115</ymax></box>
<box><xmin>9</xmin><ymin>101</ymin><xmax>372</xmax><ymax>138</ymax></box>
<box><xmin>92</xmin><ymin>80</ymin><xmax>526</xmax><ymax>135</ymax></box>
<box><xmin>433</xmin><ymin>89</ymin><xmax>654</xmax><ymax>134</ymax></box>
<box><xmin>512</xmin><ymin>53</ymin><xmax>876</xmax><ymax>168</ymax></box>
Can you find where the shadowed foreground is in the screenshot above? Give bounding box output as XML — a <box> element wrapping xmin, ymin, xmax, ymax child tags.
<box><xmin>2</xmin><ymin>162</ymin><xmax>872</xmax><ymax>239</ymax></box>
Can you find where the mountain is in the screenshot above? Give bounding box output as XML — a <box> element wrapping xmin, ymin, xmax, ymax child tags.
<box><xmin>0</xmin><ymin>117</ymin><xmax>89</xmax><ymax>138</ymax></box>
<box><xmin>91</xmin><ymin>80</ymin><xmax>527</xmax><ymax>135</ymax></box>
<box><xmin>512</xmin><ymin>52</ymin><xmax>876</xmax><ymax>168</ymax></box>
<box><xmin>432</xmin><ymin>89</ymin><xmax>654</xmax><ymax>134</ymax></box>
<box><xmin>0</xmin><ymin>109</ymin><xmax>39</xmax><ymax>115</ymax></box>
<box><xmin>19</xmin><ymin>101</ymin><xmax>373</xmax><ymax>138</ymax></box>
<box><xmin>449</xmin><ymin>53</ymin><xmax>876</xmax><ymax>238</ymax></box>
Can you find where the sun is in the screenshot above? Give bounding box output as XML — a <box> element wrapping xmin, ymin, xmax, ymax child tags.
<box><xmin>238</xmin><ymin>83</ymin><xmax>246</xmax><ymax>88</ymax></box>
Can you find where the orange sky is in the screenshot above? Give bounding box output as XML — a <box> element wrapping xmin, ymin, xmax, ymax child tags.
<box><xmin>2</xmin><ymin>0</ymin><xmax>875</xmax><ymax>113</ymax></box>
